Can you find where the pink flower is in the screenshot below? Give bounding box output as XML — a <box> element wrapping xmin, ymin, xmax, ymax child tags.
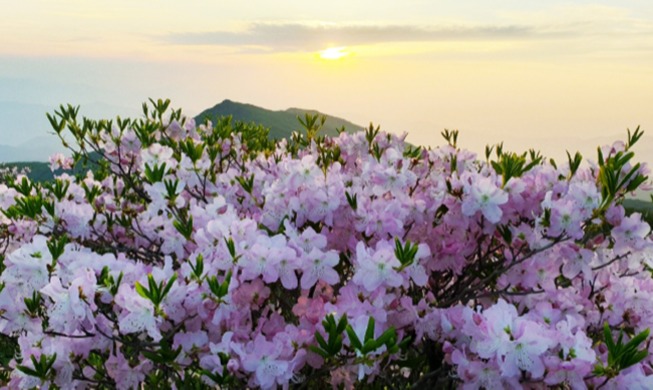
<box><xmin>542</xmin><ymin>194</ymin><xmax>584</xmax><ymax>239</ymax></box>
<box><xmin>241</xmin><ymin>334</ymin><xmax>289</xmax><ymax>389</ymax></box>
<box><xmin>561</xmin><ymin>247</ymin><xmax>594</xmax><ymax>282</ymax></box>
<box><xmin>287</xmin><ymin>155</ymin><xmax>320</xmax><ymax>189</ymax></box>
<box><xmin>105</xmin><ymin>353</ymin><xmax>148</xmax><ymax>390</ymax></box>
<box><xmin>232</xmin><ymin>278</ymin><xmax>271</xmax><ymax>309</ymax></box>
<box><xmin>403</xmin><ymin>242</ymin><xmax>431</xmax><ymax>287</ymax></box>
<box><xmin>262</xmin><ymin>246</ymin><xmax>300</xmax><ymax>289</ymax></box>
<box><xmin>140</xmin><ymin>143</ymin><xmax>175</xmax><ymax>172</ymax></box>
<box><xmin>173</xmin><ymin>330</ymin><xmax>209</xmax><ymax>353</ymax></box>
<box><xmin>544</xmin><ymin>357</ymin><xmax>589</xmax><ymax>389</ymax></box>
<box><xmin>49</xmin><ymin>153</ymin><xmax>73</xmax><ymax>171</ymax></box>
<box><xmin>612</xmin><ymin>214</ymin><xmax>651</xmax><ymax>254</ymax></box>
<box><xmin>451</xmin><ymin>349</ymin><xmax>520</xmax><ymax>390</ymax></box>
<box><xmin>607</xmin><ymin>364</ymin><xmax>653</xmax><ymax>389</ymax></box>
<box><xmin>115</xmin><ymin>284</ymin><xmax>162</xmax><ymax>341</ymax></box>
<box><xmin>352</xmin><ymin>241</ymin><xmax>402</xmax><ymax>292</ymax></box>
<box><xmin>472</xmin><ymin>300</ymin><xmax>555</xmax><ymax>379</ymax></box>
<box><xmin>1</xmin><ymin>235</ymin><xmax>52</xmax><ymax>297</ymax></box>
<box><xmin>292</xmin><ymin>296</ymin><xmax>325</xmax><ymax>324</ymax></box>
<box><xmin>55</xmin><ymin>200</ymin><xmax>94</xmax><ymax>239</ymax></box>
<box><xmin>239</xmin><ymin>234</ymin><xmax>298</xmax><ymax>289</ymax></box>
<box><xmin>40</xmin><ymin>269</ymin><xmax>96</xmax><ymax>334</ymax></box>
<box><xmin>300</xmin><ymin>248</ymin><xmax>340</xmax><ymax>289</ymax></box>
<box><xmin>461</xmin><ymin>176</ymin><xmax>508</xmax><ymax>223</ymax></box>
<box><xmin>200</xmin><ymin>332</ymin><xmax>234</xmax><ymax>382</ymax></box>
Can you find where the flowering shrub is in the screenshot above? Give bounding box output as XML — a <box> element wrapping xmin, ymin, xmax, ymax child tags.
<box><xmin>0</xmin><ymin>99</ymin><xmax>652</xmax><ymax>389</ymax></box>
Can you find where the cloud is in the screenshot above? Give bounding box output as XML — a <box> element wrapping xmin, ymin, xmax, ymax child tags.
<box><xmin>165</xmin><ymin>22</ymin><xmax>549</xmax><ymax>51</ymax></box>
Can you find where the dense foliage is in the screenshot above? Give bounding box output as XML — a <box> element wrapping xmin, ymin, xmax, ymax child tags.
<box><xmin>0</xmin><ymin>99</ymin><xmax>652</xmax><ymax>389</ymax></box>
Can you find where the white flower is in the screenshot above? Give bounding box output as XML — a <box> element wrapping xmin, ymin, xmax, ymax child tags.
<box><xmin>462</xmin><ymin>176</ymin><xmax>508</xmax><ymax>223</ymax></box>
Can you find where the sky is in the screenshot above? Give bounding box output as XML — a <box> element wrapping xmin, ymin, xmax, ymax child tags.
<box><xmin>2</xmin><ymin>0</ymin><xmax>653</xmax><ymax>162</ymax></box>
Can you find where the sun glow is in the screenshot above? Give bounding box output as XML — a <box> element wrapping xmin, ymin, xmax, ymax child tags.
<box><xmin>319</xmin><ymin>46</ymin><xmax>349</xmax><ymax>60</ymax></box>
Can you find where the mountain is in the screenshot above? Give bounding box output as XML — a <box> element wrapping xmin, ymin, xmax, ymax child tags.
<box><xmin>623</xmin><ymin>198</ymin><xmax>653</xmax><ymax>226</ymax></box>
<box><xmin>1</xmin><ymin>99</ymin><xmax>365</xmax><ymax>180</ymax></box>
<box><xmin>0</xmin><ymin>99</ymin><xmax>364</xmax><ymax>164</ymax></box>
<box><xmin>0</xmin><ymin>98</ymin><xmax>140</xmax><ymax>163</ymax></box>
<box><xmin>0</xmin><ymin>101</ymin><xmax>57</xmax><ymax>146</ymax></box>
<box><xmin>194</xmin><ymin>99</ymin><xmax>363</xmax><ymax>139</ymax></box>
<box><xmin>0</xmin><ymin>135</ymin><xmax>67</xmax><ymax>163</ymax></box>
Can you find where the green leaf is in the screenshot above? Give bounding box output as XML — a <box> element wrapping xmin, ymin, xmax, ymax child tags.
<box><xmin>17</xmin><ymin>353</ymin><xmax>57</xmax><ymax>380</ymax></box>
<box><xmin>308</xmin><ymin>345</ymin><xmax>330</xmax><ymax>359</ymax></box>
<box><xmin>626</xmin><ymin>126</ymin><xmax>643</xmax><ymax>150</ymax></box>
<box><xmin>173</xmin><ymin>215</ymin><xmax>194</xmax><ymax>240</ymax></box>
<box><xmin>361</xmin><ymin>339</ymin><xmax>377</xmax><ymax>354</ymax></box>
<box><xmin>602</xmin><ymin>323</ymin><xmax>650</xmax><ymax>374</ymax></box>
<box><xmin>567</xmin><ymin>151</ymin><xmax>582</xmax><ymax>178</ymax></box>
<box><xmin>364</xmin><ymin>317</ymin><xmax>375</xmax><ymax>343</ymax></box>
<box><xmin>346</xmin><ymin>325</ymin><xmax>362</xmax><ymax>351</ymax></box>
<box><xmin>159</xmin><ymin>274</ymin><xmax>177</xmax><ymax>302</ymax></box>
<box><xmin>441</xmin><ymin>129</ymin><xmax>459</xmax><ymax>148</ymax></box>
<box><xmin>604</xmin><ymin>323</ymin><xmax>616</xmax><ymax>363</ymax></box>
<box><xmin>330</xmin><ymin>334</ymin><xmax>343</xmax><ymax>355</ymax></box>
<box><xmin>189</xmin><ymin>255</ymin><xmax>204</xmax><ymax>279</ymax></box>
<box><xmin>624</xmin><ymin>328</ymin><xmax>649</xmax><ymax>351</ymax></box>
<box><xmin>142</xmin><ymin>349</ymin><xmax>163</xmax><ymax>363</ymax></box>
<box><xmin>47</xmin><ymin>236</ymin><xmax>68</xmax><ymax>262</ymax></box>
<box><xmin>148</xmin><ymin>274</ymin><xmax>158</xmax><ymax>298</ymax></box>
<box><xmin>144</xmin><ymin>162</ymin><xmax>167</xmax><ymax>182</ymax></box>
<box><xmin>623</xmin><ymin>349</ymin><xmax>648</xmax><ymax>368</ymax></box>
<box><xmin>336</xmin><ymin>315</ymin><xmax>348</xmax><ymax>334</ymax></box>
<box><xmin>135</xmin><ymin>281</ymin><xmax>151</xmax><ymax>300</ymax></box>
<box><xmin>16</xmin><ymin>365</ymin><xmax>40</xmax><ymax>378</ymax></box>
<box><xmin>345</xmin><ymin>191</ymin><xmax>357</xmax><ymax>210</ymax></box>
<box><xmin>315</xmin><ymin>331</ymin><xmax>329</xmax><ymax>351</ymax></box>
<box><xmin>224</xmin><ymin>238</ymin><xmax>237</xmax><ymax>259</ymax></box>
<box><xmin>398</xmin><ymin>335</ymin><xmax>413</xmax><ymax>350</ymax></box>
<box><xmin>375</xmin><ymin>327</ymin><xmax>397</xmax><ymax>348</ymax></box>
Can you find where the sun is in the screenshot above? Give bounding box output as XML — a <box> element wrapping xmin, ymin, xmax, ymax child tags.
<box><xmin>319</xmin><ymin>47</ymin><xmax>349</xmax><ymax>60</ymax></box>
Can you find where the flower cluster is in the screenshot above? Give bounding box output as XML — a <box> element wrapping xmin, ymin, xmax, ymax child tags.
<box><xmin>0</xmin><ymin>99</ymin><xmax>651</xmax><ymax>389</ymax></box>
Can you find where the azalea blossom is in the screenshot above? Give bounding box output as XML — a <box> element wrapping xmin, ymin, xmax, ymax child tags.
<box><xmin>300</xmin><ymin>248</ymin><xmax>340</xmax><ymax>289</ymax></box>
<box><xmin>114</xmin><ymin>284</ymin><xmax>162</xmax><ymax>341</ymax></box>
<box><xmin>241</xmin><ymin>334</ymin><xmax>290</xmax><ymax>389</ymax></box>
<box><xmin>0</xmin><ymin>103</ymin><xmax>651</xmax><ymax>388</ymax></box>
<box><xmin>352</xmin><ymin>241</ymin><xmax>403</xmax><ymax>292</ymax></box>
<box><xmin>461</xmin><ymin>176</ymin><xmax>508</xmax><ymax>223</ymax></box>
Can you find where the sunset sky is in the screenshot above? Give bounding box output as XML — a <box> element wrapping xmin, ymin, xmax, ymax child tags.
<box><xmin>2</xmin><ymin>0</ymin><xmax>653</xmax><ymax>160</ymax></box>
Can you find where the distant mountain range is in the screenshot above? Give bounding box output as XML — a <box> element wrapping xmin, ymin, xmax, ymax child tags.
<box><xmin>0</xmin><ymin>99</ymin><xmax>141</xmax><ymax>163</ymax></box>
<box><xmin>0</xmin><ymin>135</ymin><xmax>66</xmax><ymax>163</ymax></box>
<box><xmin>0</xmin><ymin>99</ymin><xmax>364</xmax><ymax>164</ymax></box>
<box><xmin>0</xmin><ymin>100</ymin><xmax>366</xmax><ymax>183</ymax></box>
<box><xmin>194</xmin><ymin>99</ymin><xmax>363</xmax><ymax>139</ymax></box>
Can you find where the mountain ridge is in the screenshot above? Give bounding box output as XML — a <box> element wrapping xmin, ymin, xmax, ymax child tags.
<box><xmin>0</xmin><ymin>100</ymin><xmax>367</xmax><ymax>182</ymax></box>
<box><xmin>0</xmin><ymin>100</ymin><xmax>364</xmax><ymax>164</ymax></box>
<box><xmin>194</xmin><ymin>99</ymin><xmax>363</xmax><ymax>139</ymax></box>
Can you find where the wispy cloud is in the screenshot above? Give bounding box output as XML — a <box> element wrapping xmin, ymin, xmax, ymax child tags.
<box><xmin>164</xmin><ymin>22</ymin><xmax>557</xmax><ymax>51</ymax></box>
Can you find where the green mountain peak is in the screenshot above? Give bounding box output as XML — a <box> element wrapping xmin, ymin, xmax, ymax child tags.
<box><xmin>195</xmin><ymin>100</ymin><xmax>363</xmax><ymax>139</ymax></box>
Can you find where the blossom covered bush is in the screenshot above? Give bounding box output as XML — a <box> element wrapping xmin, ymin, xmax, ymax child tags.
<box><xmin>0</xmin><ymin>99</ymin><xmax>652</xmax><ymax>389</ymax></box>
